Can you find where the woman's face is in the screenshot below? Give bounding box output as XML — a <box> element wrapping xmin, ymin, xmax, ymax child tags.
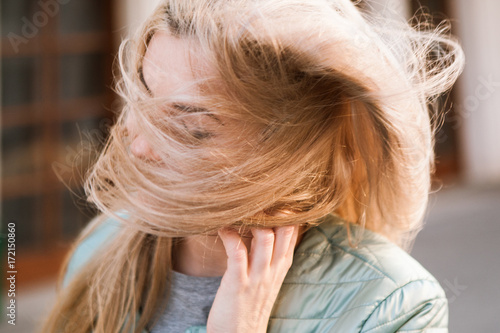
<box><xmin>126</xmin><ymin>32</ymin><xmax>234</xmax><ymax>160</ymax></box>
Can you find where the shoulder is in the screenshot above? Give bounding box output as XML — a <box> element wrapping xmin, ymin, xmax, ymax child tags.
<box><xmin>62</xmin><ymin>212</ymin><xmax>126</xmax><ymax>288</ymax></box>
<box><xmin>269</xmin><ymin>214</ymin><xmax>448</xmax><ymax>332</ymax></box>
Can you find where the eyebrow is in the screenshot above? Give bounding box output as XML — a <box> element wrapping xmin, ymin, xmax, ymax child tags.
<box><xmin>172</xmin><ymin>103</ymin><xmax>210</xmax><ymax>113</ymax></box>
<box><xmin>173</xmin><ymin>103</ymin><xmax>224</xmax><ymax>124</ymax></box>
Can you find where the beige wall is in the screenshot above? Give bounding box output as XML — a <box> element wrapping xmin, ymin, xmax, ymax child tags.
<box><xmin>371</xmin><ymin>0</ymin><xmax>500</xmax><ymax>184</ymax></box>
<box><xmin>450</xmin><ymin>0</ymin><xmax>500</xmax><ymax>184</ymax></box>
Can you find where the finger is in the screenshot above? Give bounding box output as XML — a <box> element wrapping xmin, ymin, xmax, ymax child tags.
<box><xmin>286</xmin><ymin>224</ymin><xmax>300</xmax><ymax>259</ymax></box>
<box><xmin>248</xmin><ymin>228</ymin><xmax>275</xmax><ymax>274</ymax></box>
<box><xmin>218</xmin><ymin>228</ymin><xmax>248</xmax><ymax>278</ymax></box>
<box><xmin>271</xmin><ymin>225</ymin><xmax>296</xmax><ymax>265</ymax></box>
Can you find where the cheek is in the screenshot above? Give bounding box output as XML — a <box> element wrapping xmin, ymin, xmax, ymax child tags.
<box><xmin>125</xmin><ymin>112</ymin><xmax>137</xmax><ymax>134</ymax></box>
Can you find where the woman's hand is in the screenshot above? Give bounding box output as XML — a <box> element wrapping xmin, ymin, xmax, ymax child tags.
<box><xmin>206</xmin><ymin>225</ymin><xmax>299</xmax><ymax>333</ymax></box>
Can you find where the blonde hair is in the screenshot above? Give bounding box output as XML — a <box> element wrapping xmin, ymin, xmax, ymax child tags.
<box><xmin>43</xmin><ymin>0</ymin><xmax>464</xmax><ymax>332</ymax></box>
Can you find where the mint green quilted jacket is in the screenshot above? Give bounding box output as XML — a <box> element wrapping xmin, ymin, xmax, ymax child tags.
<box><xmin>64</xmin><ymin>214</ymin><xmax>448</xmax><ymax>332</ymax></box>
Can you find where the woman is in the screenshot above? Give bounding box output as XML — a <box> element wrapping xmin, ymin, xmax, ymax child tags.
<box><xmin>43</xmin><ymin>0</ymin><xmax>464</xmax><ymax>332</ymax></box>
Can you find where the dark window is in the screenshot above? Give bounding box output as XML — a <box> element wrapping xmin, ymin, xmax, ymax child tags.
<box><xmin>1</xmin><ymin>0</ymin><xmax>115</xmax><ymax>285</ymax></box>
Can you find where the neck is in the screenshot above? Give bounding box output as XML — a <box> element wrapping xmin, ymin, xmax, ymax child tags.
<box><xmin>172</xmin><ymin>234</ymin><xmax>253</xmax><ymax>277</ymax></box>
<box><xmin>172</xmin><ymin>227</ymin><xmax>306</xmax><ymax>277</ymax></box>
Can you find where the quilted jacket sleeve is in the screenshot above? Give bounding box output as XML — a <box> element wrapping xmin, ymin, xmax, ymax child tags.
<box><xmin>360</xmin><ymin>279</ymin><xmax>448</xmax><ymax>333</ymax></box>
<box><xmin>62</xmin><ymin>218</ymin><xmax>121</xmax><ymax>288</ymax></box>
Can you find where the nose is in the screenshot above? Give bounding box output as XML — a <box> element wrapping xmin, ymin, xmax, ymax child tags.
<box><xmin>126</xmin><ymin>115</ymin><xmax>161</xmax><ymax>161</ymax></box>
<box><xmin>130</xmin><ymin>135</ymin><xmax>160</xmax><ymax>160</ymax></box>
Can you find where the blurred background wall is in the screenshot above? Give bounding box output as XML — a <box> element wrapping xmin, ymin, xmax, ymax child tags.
<box><xmin>0</xmin><ymin>0</ymin><xmax>498</xmax><ymax>332</ymax></box>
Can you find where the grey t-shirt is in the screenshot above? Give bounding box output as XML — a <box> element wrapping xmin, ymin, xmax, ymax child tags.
<box><xmin>150</xmin><ymin>271</ymin><xmax>222</xmax><ymax>332</ymax></box>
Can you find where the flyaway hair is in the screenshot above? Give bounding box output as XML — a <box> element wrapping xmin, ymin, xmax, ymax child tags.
<box><xmin>42</xmin><ymin>1</ymin><xmax>464</xmax><ymax>332</ymax></box>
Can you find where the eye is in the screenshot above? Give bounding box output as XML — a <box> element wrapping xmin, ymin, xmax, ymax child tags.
<box><xmin>191</xmin><ymin>130</ymin><xmax>213</xmax><ymax>140</ymax></box>
<box><xmin>171</xmin><ymin>103</ymin><xmax>221</xmax><ymax>140</ymax></box>
<box><xmin>180</xmin><ymin>117</ymin><xmax>214</xmax><ymax>140</ymax></box>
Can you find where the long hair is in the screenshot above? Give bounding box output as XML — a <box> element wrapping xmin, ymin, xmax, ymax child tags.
<box><xmin>43</xmin><ymin>0</ymin><xmax>464</xmax><ymax>332</ymax></box>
